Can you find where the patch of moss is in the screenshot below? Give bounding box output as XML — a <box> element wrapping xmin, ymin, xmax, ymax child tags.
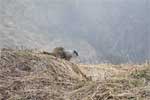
<box><xmin>130</xmin><ymin>79</ymin><xmax>145</xmax><ymax>87</ymax></box>
<box><xmin>15</xmin><ymin>50</ymin><xmax>32</xmax><ymax>57</ymax></box>
<box><xmin>131</xmin><ymin>67</ymin><xmax>150</xmax><ymax>81</ymax></box>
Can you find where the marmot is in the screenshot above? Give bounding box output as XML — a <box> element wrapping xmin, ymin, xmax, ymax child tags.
<box><xmin>42</xmin><ymin>47</ymin><xmax>78</xmax><ymax>61</ymax></box>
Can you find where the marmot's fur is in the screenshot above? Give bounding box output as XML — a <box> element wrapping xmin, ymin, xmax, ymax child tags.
<box><xmin>42</xmin><ymin>47</ymin><xmax>78</xmax><ymax>61</ymax></box>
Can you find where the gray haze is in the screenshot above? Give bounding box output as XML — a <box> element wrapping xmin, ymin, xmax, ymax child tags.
<box><xmin>0</xmin><ymin>0</ymin><xmax>149</xmax><ymax>64</ymax></box>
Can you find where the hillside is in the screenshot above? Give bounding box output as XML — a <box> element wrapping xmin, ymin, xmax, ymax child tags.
<box><xmin>0</xmin><ymin>49</ymin><xmax>150</xmax><ymax>100</ymax></box>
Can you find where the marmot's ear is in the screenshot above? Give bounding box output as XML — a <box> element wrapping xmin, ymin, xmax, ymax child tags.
<box><xmin>73</xmin><ymin>50</ymin><xmax>78</xmax><ymax>56</ymax></box>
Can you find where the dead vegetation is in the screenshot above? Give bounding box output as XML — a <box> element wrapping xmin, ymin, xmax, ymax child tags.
<box><xmin>0</xmin><ymin>49</ymin><xmax>150</xmax><ymax>100</ymax></box>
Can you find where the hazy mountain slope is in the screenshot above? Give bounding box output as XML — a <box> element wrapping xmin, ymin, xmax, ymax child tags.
<box><xmin>0</xmin><ymin>0</ymin><xmax>99</xmax><ymax>63</ymax></box>
<box><xmin>0</xmin><ymin>0</ymin><xmax>149</xmax><ymax>64</ymax></box>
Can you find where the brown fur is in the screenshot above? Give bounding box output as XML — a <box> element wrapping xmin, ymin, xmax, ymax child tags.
<box><xmin>42</xmin><ymin>47</ymin><xmax>72</xmax><ymax>61</ymax></box>
<box><xmin>52</xmin><ymin>47</ymin><xmax>65</xmax><ymax>58</ymax></box>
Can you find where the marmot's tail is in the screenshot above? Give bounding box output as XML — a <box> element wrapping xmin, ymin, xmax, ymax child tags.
<box><xmin>41</xmin><ymin>51</ymin><xmax>55</xmax><ymax>56</ymax></box>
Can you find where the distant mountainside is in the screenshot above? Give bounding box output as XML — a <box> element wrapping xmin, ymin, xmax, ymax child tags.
<box><xmin>0</xmin><ymin>0</ymin><xmax>98</xmax><ymax>63</ymax></box>
<box><xmin>0</xmin><ymin>26</ymin><xmax>99</xmax><ymax>64</ymax></box>
<box><xmin>0</xmin><ymin>0</ymin><xmax>149</xmax><ymax>64</ymax></box>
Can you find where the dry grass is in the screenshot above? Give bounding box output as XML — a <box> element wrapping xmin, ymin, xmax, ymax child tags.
<box><xmin>0</xmin><ymin>48</ymin><xmax>150</xmax><ymax>100</ymax></box>
<box><xmin>78</xmin><ymin>64</ymin><xmax>150</xmax><ymax>100</ymax></box>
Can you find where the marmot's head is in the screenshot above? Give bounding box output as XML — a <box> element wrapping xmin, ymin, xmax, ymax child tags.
<box><xmin>73</xmin><ymin>50</ymin><xmax>79</xmax><ymax>57</ymax></box>
<box><xmin>63</xmin><ymin>49</ymin><xmax>79</xmax><ymax>61</ymax></box>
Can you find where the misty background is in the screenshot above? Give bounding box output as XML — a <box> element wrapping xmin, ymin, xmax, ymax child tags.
<box><xmin>0</xmin><ymin>0</ymin><xmax>149</xmax><ymax>64</ymax></box>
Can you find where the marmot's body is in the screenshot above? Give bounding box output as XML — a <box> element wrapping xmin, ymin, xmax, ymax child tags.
<box><xmin>42</xmin><ymin>47</ymin><xmax>78</xmax><ymax>61</ymax></box>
